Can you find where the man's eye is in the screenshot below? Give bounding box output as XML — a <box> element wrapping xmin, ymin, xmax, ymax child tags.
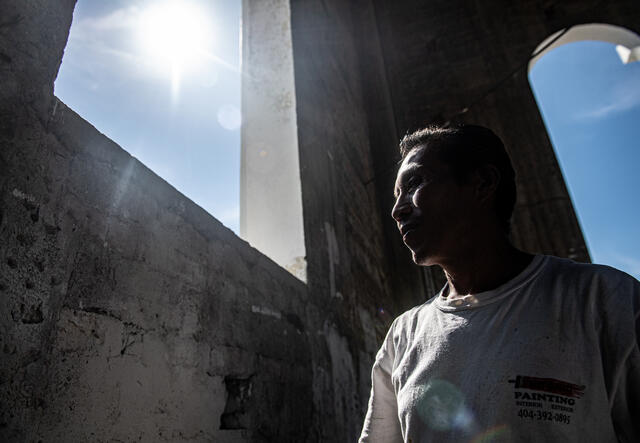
<box><xmin>406</xmin><ymin>177</ymin><xmax>421</xmax><ymax>191</ymax></box>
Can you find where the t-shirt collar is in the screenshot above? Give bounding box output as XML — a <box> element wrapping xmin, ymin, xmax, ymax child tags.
<box><xmin>434</xmin><ymin>254</ymin><xmax>547</xmax><ymax>312</ymax></box>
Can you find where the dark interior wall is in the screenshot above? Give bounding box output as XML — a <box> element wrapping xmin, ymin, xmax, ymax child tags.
<box><xmin>290</xmin><ymin>0</ymin><xmax>429</xmax><ymax>335</ymax></box>
<box><xmin>290</xmin><ymin>2</ymin><xmax>432</xmax><ymax>437</ymax></box>
<box><xmin>0</xmin><ymin>0</ymin><xmax>74</xmax><ymax>132</ymax></box>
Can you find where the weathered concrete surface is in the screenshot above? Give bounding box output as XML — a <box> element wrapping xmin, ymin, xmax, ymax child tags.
<box><xmin>0</xmin><ymin>1</ymin><xmax>315</xmax><ymax>441</ymax></box>
<box><xmin>1</xmin><ymin>91</ymin><xmax>316</xmax><ymax>441</ymax></box>
<box><xmin>240</xmin><ymin>0</ymin><xmax>307</xmax><ymax>281</ymax></box>
<box><xmin>289</xmin><ymin>2</ymin><xmax>426</xmax><ymax>439</ymax></box>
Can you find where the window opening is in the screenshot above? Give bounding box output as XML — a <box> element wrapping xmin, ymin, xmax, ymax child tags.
<box><xmin>529</xmin><ymin>25</ymin><xmax>640</xmax><ymax>279</ymax></box>
<box><xmin>54</xmin><ymin>0</ymin><xmax>242</xmax><ymax>233</ymax></box>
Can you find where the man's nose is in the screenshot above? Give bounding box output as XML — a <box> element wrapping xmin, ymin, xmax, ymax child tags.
<box><xmin>391</xmin><ymin>196</ymin><xmax>411</xmax><ymax>221</ymax></box>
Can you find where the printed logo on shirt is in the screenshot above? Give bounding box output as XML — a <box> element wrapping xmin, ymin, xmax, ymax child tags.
<box><xmin>508</xmin><ymin>375</ymin><xmax>585</xmax><ymax>425</ymax></box>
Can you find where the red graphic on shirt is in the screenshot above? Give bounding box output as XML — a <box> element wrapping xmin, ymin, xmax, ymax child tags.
<box><xmin>508</xmin><ymin>376</ymin><xmax>585</xmax><ymax>398</ymax></box>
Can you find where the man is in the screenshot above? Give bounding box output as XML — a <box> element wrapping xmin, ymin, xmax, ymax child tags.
<box><xmin>359</xmin><ymin>125</ymin><xmax>640</xmax><ymax>442</ymax></box>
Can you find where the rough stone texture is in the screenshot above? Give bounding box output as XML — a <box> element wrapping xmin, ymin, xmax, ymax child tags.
<box><xmin>1</xmin><ymin>88</ymin><xmax>316</xmax><ymax>441</ymax></box>
<box><xmin>2</xmin><ymin>0</ymin><xmax>640</xmax><ymax>442</ymax></box>
<box><xmin>0</xmin><ymin>2</ymin><xmax>313</xmax><ymax>441</ymax></box>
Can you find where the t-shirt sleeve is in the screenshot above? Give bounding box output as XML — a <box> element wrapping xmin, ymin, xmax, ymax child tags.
<box><xmin>359</xmin><ymin>320</ymin><xmax>403</xmax><ymax>443</ymax></box>
<box><xmin>600</xmin><ymin>272</ymin><xmax>640</xmax><ymax>442</ymax></box>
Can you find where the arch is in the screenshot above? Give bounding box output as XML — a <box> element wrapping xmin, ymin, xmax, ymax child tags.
<box><xmin>527</xmin><ymin>24</ymin><xmax>640</xmax><ymax>279</ymax></box>
<box><xmin>529</xmin><ymin>23</ymin><xmax>640</xmax><ymax>71</ymax></box>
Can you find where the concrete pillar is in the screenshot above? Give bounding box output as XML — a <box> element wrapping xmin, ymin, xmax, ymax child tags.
<box><xmin>240</xmin><ymin>0</ymin><xmax>306</xmax><ymax>281</ymax></box>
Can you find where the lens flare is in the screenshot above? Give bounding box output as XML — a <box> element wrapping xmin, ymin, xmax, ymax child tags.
<box><xmin>471</xmin><ymin>424</ymin><xmax>511</xmax><ymax>443</ymax></box>
<box><xmin>416</xmin><ymin>379</ymin><xmax>472</xmax><ymax>432</ymax></box>
<box><xmin>217</xmin><ymin>105</ymin><xmax>241</xmax><ymax>130</ymax></box>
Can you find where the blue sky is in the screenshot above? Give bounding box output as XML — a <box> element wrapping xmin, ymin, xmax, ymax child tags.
<box><xmin>54</xmin><ymin>0</ymin><xmax>242</xmax><ymax>233</ymax></box>
<box><xmin>530</xmin><ymin>40</ymin><xmax>640</xmax><ymax>279</ymax></box>
<box><xmin>55</xmin><ymin>4</ymin><xmax>639</xmax><ymax>280</ymax></box>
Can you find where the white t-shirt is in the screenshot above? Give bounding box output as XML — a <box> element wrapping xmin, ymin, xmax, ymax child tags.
<box><xmin>359</xmin><ymin>255</ymin><xmax>640</xmax><ymax>442</ymax></box>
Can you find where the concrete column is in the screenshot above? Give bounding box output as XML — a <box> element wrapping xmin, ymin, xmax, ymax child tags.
<box><xmin>240</xmin><ymin>0</ymin><xmax>306</xmax><ymax>281</ymax></box>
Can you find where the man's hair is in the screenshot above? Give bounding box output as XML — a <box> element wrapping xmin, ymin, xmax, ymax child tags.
<box><xmin>399</xmin><ymin>124</ymin><xmax>517</xmax><ymax>232</ymax></box>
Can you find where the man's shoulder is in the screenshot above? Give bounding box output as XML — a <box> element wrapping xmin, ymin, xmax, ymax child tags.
<box><xmin>543</xmin><ymin>254</ymin><xmax>637</xmax><ymax>285</ymax></box>
<box><xmin>538</xmin><ymin>255</ymin><xmax>639</xmax><ymax>305</ymax></box>
<box><xmin>390</xmin><ymin>294</ymin><xmax>439</xmax><ymax>333</ymax></box>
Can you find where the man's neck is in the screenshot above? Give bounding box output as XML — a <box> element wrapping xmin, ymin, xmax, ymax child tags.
<box><xmin>441</xmin><ymin>236</ymin><xmax>534</xmax><ymax>299</ymax></box>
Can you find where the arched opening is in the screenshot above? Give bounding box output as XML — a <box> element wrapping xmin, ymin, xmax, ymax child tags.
<box><xmin>529</xmin><ymin>24</ymin><xmax>640</xmax><ymax>279</ymax></box>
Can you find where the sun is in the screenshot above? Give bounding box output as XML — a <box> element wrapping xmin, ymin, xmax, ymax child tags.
<box><xmin>138</xmin><ymin>1</ymin><xmax>212</xmax><ymax>73</ymax></box>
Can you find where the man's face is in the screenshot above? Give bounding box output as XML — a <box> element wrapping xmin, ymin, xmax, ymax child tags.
<box><xmin>391</xmin><ymin>147</ymin><xmax>478</xmax><ymax>266</ymax></box>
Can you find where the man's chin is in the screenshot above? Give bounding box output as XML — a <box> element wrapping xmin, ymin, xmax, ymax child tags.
<box><xmin>411</xmin><ymin>249</ymin><xmax>426</xmax><ymax>265</ymax></box>
<box><xmin>411</xmin><ymin>248</ymin><xmax>437</xmax><ymax>267</ymax></box>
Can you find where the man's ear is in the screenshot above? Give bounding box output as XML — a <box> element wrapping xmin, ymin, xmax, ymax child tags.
<box><xmin>473</xmin><ymin>164</ymin><xmax>500</xmax><ymax>204</ymax></box>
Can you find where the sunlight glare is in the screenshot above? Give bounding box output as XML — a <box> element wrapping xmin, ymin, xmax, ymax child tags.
<box><xmin>139</xmin><ymin>1</ymin><xmax>212</xmax><ymax>73</ymax></box>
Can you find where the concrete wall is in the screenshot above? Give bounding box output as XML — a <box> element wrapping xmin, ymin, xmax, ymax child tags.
<box><xmin>1</xmin><ymin>96</ymin><xmax>317</xmax><ymax>441</ymax></box>
<box><xmin>2</xmin><ymin>0</ymin><xmax>639</xmax><ymax>442</ymax></box>
<box><xmin>0</xmin><ymin>1</ymin><xmax>316</xmax><ymax>441</ymax></box>
<box><xmin>289</xmin><ymin>2</ymin><xmax>419</xmax><ymax>438</ymax></box>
